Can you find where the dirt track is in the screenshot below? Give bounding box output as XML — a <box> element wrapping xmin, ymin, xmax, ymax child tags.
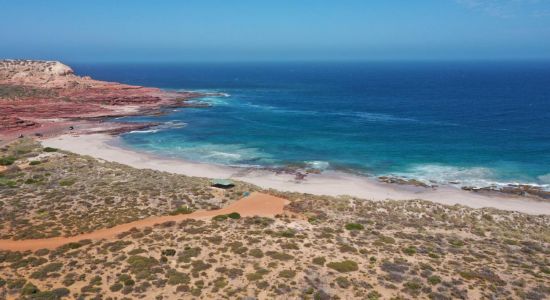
<box><xmin>0</xmin><ymin>192</ymin><xmax>288</xmax><ymax>251</ymax></box>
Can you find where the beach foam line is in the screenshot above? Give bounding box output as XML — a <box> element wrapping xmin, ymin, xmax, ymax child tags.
<box><xmin>41</xmin><ymin>134</ymin><xmax>550</xmax><ymax>215</ymax></box>
<box><xmin>0</xmin><ymin>192</ymin><xmax>288</xmax><ymax>251</ymax></box>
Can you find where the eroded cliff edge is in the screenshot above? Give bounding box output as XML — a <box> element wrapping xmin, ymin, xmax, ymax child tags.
<box><xmin>0</xmin><ymin>60</ymin><xmax>202</xmax><ymax>138</ymax></box>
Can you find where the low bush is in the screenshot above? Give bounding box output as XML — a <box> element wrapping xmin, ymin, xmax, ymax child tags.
<box><xmin>169</xmin><ymin>206</ymin><xmax>194</xmax><ymax>215</ymax></box>
<box><xmin>278</xmin><ymin>270</ymin><xmax>296</xmax><ymax>278</ymax></box>
<box><xmin>335</xmin><ymin>276</ymin><xmax>350</xmax><ymax>288</ymax></box>
<box><xmin>30</xmin><ymin>262</ymin><xmax>63</xmax><ymax>279</ymax></box>
<box><xmin>327</xmin><ymin>260</ymin><xmax>358</xmax><ymax>273</ymax></box>
<box><xmin>428</xmin><ymin>275</ymin><xmax>441</xmax><ymax>285</ymax></box>
<box><xmin>345</xmin><ymin>223</ymin><xmax>364</xmax><ymax>230</ymax></box>
<box><xmin>402</xmin><ymin>246</ymin><xmax>417</xmax><ymax>256</ymax></box>
<box><xmin>212</xmin><ymin>214</ymin><xmax>228</xmax><ymax>222</ymax></box>
<box><xmin>0</xmin><ymin>156</ymin><xmax>16</xmax><ymax>166</ymax></box>
<box><xmin>227</xmin><ymin>212</ymin><xmax>241</xmax><ymax>219</ymax></box>
<box><xmin>312</xmin><ymin>257</ymin><xmax>326</xmax><ymax>266</ymax></box>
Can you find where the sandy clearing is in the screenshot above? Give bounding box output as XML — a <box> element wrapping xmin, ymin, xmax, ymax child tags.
<box><xmin>0</xmin><ymin>192</ymin><xmax>288</xmax><ymax>251</ymax></box>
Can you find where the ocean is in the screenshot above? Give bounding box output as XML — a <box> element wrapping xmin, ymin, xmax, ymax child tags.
<box><xmin>72</xmin><ymin>61</ymin><xmax>550</xmax><ymax>189</ymax></box>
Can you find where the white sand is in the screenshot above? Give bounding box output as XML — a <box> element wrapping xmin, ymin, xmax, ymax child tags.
<box><xmin>43</xmin><ymin>134</ymin><xmax>550</xmax><ymax>215</ymax></box>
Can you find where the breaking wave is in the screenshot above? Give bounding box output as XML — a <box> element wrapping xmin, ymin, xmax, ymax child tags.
<box><xmin>390</xmin><ymin>164</ymin><xmax>550</xmax><ymax>190</ymax></box>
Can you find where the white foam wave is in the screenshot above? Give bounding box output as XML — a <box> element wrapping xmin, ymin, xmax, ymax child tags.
<box><xmin>335</xmin><ymin>111</ymin><xmax>417</xmax><ymax>123</ymax></box>
<box><xmin>204</xmin><ymin>151</ymin><xmax>242</xmax><ymax>159</ymax></box>
<box><xmin>392</xmin><ymin>164</ymin><xmax>496</xmax><ymax>187</ymax></box>
<box><xmin>306</xmin><ymin>161</ymin><xmax>330</xmax><ymax>170</ymax></box>
<box><xmin>129</xmin><ymin>129</ymin><xmax>159</xmax><ymax>134</ymax></box>
<box><xmin>156</xmin><ymin>121</ymin><xmax>187</xmax><ymax>130</ymax></box>
<box><xmin>194</xmin><ymin>96</ymin><xmax>229</xmax><ymax>106</ymax></box>
<box><xmin>391</xmin><ymin>164</ymin><xmax>550</xmax><ymax>190</ymax></box>
<box><xmin>147</xmin><ymin>141</ymin><xmax>273</xmax><ymax>166</ymax></box>
<box><xmin>240</xmin><ymin>102</ymin><xmax>417</xmax><ymax>123</ymax></box>
<box><xmin>538</xmin><ymin>173</ymin><xmax>550</xmax><ymax>185</ymax></box>
<box><xmin>126</xmin><ymin>121</ymin><xmax>187</xmax><ymax>135</ymax></box>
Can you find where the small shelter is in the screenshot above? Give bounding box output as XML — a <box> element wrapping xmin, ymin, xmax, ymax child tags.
<box><xmin>211</xmin><ymin>179</ymin><xmax>235</xmax><ymax>189</ymax></box>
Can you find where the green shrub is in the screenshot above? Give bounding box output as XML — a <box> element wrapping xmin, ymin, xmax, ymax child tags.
<box><xmin>279</xmin><ymin>229</ymin><xmax>296</xmax><ymax>238</ymax></box>
<box><xmin>402</xmin><ymin>246</ymin><xmax>417</xmax><ymax>256</ymax></box>
<box><xmin>404</xmin><ymin>280</ymin><xmax>423</xmax><ymax>295</ymax></box>
<box><xmin>0</xmin><ymin>156</ymin><xmax>16</xmax><ymax>166</ymax></box>
<box><xmin>43</xmin><ymin>147</ymin><xmax>58</xmax><ymax>152</ymax></box>
<box><xmin>166</xmin><ymin>269</ymin><xmax>190</xmax><ymax>285</ymax></box>
<box><xmin>59</xmin><ymin>178</ymin><xmax>77</xmax><ymax>186</ymax></box>
<box><xmin>227</xmin><ymin>212</ymin><xmax>241</xmax><ymax>219</ymax></box>
<box><xmin>30</xmin><ymin>262</ymin><xmax>63</xmax><ymax>279</ymax></box>
<box><xmin>89</xmin><ymin>275</ymin><xmax>102</xmax><ymax>286</ymax></box>
<box><xmin>178</xmin><ymin>247</ymin><xmax>201</xmax><ymax>263</ymax></box>
<box><xmin>336</xmin><ymin>276</ymin><xmax>350</xmax><ymax>288</ymax></box>
<box><xmin>118</xmin><ymin>274</ymin><xmax>134</xmax><ymax>286</ymax></box>
<box><xmin>213</xmin><ymin>276</ymin><xmax>228</xmax><ymax>290</ymax></box>
<box><xmin>377</xmin><ymin>235</ymin><xmax>395</xmax><ymax>244</ymax></box>
<box><xmin>191</xmin><ymin>260</ymin><xmax>212</xmax><ymax>273</ymax></box>
<box><xmin>0</xmin><ymin>178</ymin><xmax>17</xmax><ymax>188</ymax></box>
<box><xmin>249</xmin><ymin>248</ymin><xmax>264</xmax><ymax>258</ymax></box>
<box><xmin>345</xmin><ymin>223</ymin><xmax>364</xmax><ymax>230</ymax></box>
<box><xmin>265</xmin><ymin>251</ymin><xmax>294</xmax><ymax>261</ymax></box>
<box><xmin>127</xmin><ymin>255</ymin><xmax>158</xmax><ymax>275</ymax></box>
<box><xmin>128</xmin><ymin>248</ymin><xmax>146</xmax><ymax>255</ymax></box>
<box><xmin>367</xmin><ymin>291</ymin><xmax>382</xmax><ymax>300</ymax></box>
<box><xmin>169</xmin><ymin>206</ymin><xmax>194</xmax><ymax>215</ymax></box>
<box><xmin>448</xmin><ymin>238</ymin><xmax>465</xmax><ymax>248</ymax></box>
<box><xmin>212</xmin><ymin>214</ymin><xmax>228</xmax><ymax>221</ymax></box>
<box><xmin>278</xmin><ymin>270</ymin><xmax>296</xmax><ymax>278</ymax></box>
<box><xmin>21</xmin><ymin>282</ymin><xmax>39</xmax><ymax>295</ymax></box>
<box><xmin>428</xmin><ymin>275</ymin><xmax>441</xmax><ymax>285</ymax></box>
<box><xmin>162</xmin><ymin>249</ymin><xmax>176</xmax><ymax>256</ymax></box>
<box><xmin>29</xmin><ymin>160</ymin><xmax>41</xmax><ymax>165</ymax></box>
<box><xmin>312</xmin><ymin>257</ymin><xmax>326</xmax><ymax>266</ymax></box>
<box><xmin>7</xmin><ymin>278</ymin><xmax>26</xmax><ymax>289</ymax></box>
<box><xmin>110</xmin><ymin>283</ymin><xmax>123</xmax><ymax>292</ymax></box>
<box><xmin>327</xmin><ymin>260</ymin><xmax>359</xmax><ymax>273</ymax></box>
<box><xmin>213</xmin><ymin>212</ymin><xmax>241</xmax><ymax>221</ymax></box>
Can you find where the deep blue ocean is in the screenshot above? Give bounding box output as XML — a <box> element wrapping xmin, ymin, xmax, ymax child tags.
<box><xmin>72</xmin><ymin>62</ymin><xmax>550</xmax><ymax>188</ymax></box>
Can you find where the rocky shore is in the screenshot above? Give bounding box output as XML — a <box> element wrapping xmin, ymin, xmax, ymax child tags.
<box><xmin>0</xmin><ymin>60</ymin><xmax>205</xmax><ymax>140</ymax></box>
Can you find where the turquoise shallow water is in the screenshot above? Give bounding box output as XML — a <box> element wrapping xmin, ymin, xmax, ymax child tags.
<box><xmin>73</xmin><ymin>62</ymin><xmax>550</xmax><ymax>188</ymax></box>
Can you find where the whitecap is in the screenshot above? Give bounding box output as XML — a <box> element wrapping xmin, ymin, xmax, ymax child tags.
<box><xmin>392</xmin><ymin>164</ymin><xmax>496</xmax><ymax>187</ymax></box>
<box><xmin>306</xmin><ymin>160</ymin><xmax>330</xmax><ymax>170</ymax></box>
<box><xmin>128</xmin><ymin>129</ymin><xmax>159</xmax><ymax>134</ymax></box>
<box><xmin>538</xmin><ymin>173</ymin><xmax>550</xmax><ymax>185</ymax></box>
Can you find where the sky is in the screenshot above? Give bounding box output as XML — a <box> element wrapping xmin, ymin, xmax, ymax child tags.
<box><xmin>1</xmin><ymin>0</ymin><xmax>550</xmax><ymax>62</ymax></box>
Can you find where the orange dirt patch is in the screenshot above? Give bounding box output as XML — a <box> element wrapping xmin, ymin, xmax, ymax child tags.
<box><xmin>0</xmin><ymin>192</ymin><xmax>288</xmax><ymax>251</ymax></box>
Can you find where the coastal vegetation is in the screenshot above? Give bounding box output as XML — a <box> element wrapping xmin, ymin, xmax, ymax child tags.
<box><xmin>0</xmin><ymin>139</ymin><xmax>549</xmax><ymax>299</ymax></box>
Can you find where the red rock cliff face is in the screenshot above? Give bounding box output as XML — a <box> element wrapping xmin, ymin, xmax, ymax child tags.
<box><xmin>0</xmin><ymin>60</ymin><xmax>198</xmax><ymax>136</ymax></box>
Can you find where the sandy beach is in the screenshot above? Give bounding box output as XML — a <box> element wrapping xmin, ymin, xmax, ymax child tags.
<box><xmin>42</xmin><ymin>133</ymin><xmax>550</xmax><ymax>215</ymax></box>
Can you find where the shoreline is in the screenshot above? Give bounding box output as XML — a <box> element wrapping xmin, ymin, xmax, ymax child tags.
<box><xmin>42</xmin><ymin>133</ymin><xmax>550</xmax><ymax>215</ymax></box>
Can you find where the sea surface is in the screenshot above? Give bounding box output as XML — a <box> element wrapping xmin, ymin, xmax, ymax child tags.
<box><xmin>72</xmin><ymin>61</ymin><xmax>550</xmax><ymax>189</ymax></box>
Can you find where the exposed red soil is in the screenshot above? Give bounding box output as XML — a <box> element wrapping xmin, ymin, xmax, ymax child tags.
<box><xmin>0</xmin><ymin>192</ymin><xmax>289</xmax><ymax>251</ymax></box>
<box><xmin>0</xmin><ymin>60</ymin><xmax>203</xmax><ymax>140</ymax></box>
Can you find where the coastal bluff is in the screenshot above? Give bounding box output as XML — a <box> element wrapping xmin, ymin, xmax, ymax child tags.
<box><xmin>0</xmin><ymin>60</ymin><xmax>75</xmax><ymax>87</ymax></box>
<box><xmin>0</xmin><ymin>60</ymin><xmax>201</xmax><ymax>138</ymax></box>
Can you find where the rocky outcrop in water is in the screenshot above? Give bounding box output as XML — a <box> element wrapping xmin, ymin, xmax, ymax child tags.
<box><xmin>462</xmin><ymin>184</ymin><xmax>550</xmax><ymax>200</ymax></box>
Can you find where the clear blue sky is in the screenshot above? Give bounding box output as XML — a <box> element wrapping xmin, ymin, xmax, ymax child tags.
<box><xmin>1</xmin><ymin>0</ymin><xmax>550</xmax><ymax>62</ymax></box>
